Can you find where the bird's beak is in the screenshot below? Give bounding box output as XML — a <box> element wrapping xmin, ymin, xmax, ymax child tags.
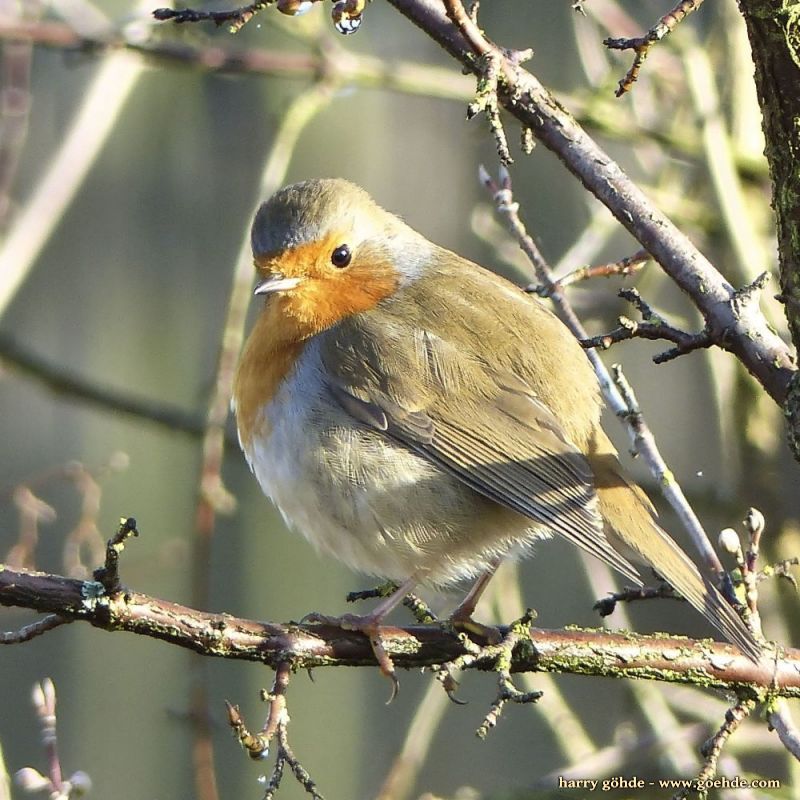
<box><xmin>254</xmin><ymin>273</ymin><xmax>302</xmax><ymax>295</ymax></box>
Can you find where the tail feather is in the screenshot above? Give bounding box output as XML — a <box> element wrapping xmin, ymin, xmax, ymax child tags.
<box><xmin>590</xmin><ymin>448</ymin><xmax>761</xmax><ymax>662</ymax></box>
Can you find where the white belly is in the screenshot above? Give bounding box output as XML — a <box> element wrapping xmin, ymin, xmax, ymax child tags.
<box><xmin>238</xmin><ymin>339</ymin><xmax>545</xmax><ymax>585</ymax></box>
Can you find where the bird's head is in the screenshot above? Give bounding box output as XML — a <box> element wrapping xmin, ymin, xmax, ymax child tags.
<box><xmin>250</xmin><ymin>178</ymin><xmax>431</xmax><ymax>338</ymax></box>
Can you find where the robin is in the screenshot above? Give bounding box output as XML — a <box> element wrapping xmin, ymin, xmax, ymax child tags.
<box><xmin>233</xmin><ymin>178</ymin><xmax>760</xmax><ymax>685</ymax></box>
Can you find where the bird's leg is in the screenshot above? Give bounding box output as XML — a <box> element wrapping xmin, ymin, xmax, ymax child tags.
<box><xmin>449</xmin><ymin>559</ymin><xmax>503</xmax><ymax>644</ymax></box>
<box><xmin>302</xmin><ymin>574</ymin><xmax>420</xmax><ymax>701</ymax></box>
<box><xmin>451</xmin><ymin>562</ymin><xmax>500</xmax><ymax>621</ymax></box>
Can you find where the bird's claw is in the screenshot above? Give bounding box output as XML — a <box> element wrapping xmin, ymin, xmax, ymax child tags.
<box><xmin>300</xmin><ymin>610</ymin><xmax>400</xmax><ymax>701</ymax></box>
<box><xmin>437</xmin><ymin>666</ymin><xmax>468</xmax><ymax>705</ymax></box>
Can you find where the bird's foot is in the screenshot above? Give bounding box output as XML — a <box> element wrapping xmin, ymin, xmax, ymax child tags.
<box><xmin>301</xmin><ymin>611</ymin><xmax>400</xmax><ymax>703</ymax></box>
<box><xmin>448</xmin><ymin>608</ymin><xmax>503</xmax><ymax>646</ymax></box>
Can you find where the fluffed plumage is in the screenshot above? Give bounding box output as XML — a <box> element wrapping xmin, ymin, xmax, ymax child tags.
<box><xmin>233</xmin><ymin>177</ymin><xmax>760</xmax><ymax>662</ymax></box>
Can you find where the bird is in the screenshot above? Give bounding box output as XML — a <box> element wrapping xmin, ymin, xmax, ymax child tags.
<box><xmin>232</xmin><ymin>177</ymin><xmax>761</xmax><ymax>685</ymax></box>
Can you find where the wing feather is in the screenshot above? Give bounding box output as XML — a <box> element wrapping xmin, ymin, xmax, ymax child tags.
<box><xmin>319</xmin><ymin>314</ymin><xmax>642</xmax><ymax>584</ymax></box>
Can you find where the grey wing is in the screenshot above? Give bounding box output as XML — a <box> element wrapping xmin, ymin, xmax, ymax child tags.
<box><xmin>319</xmin><ymin>318</ymin><xmax>642</xmax><ymax>584</ymax></box>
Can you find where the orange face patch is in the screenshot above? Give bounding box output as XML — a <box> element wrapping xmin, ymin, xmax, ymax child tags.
<box><xmin>235</xmin><ymin>231</ymin><xmax>400</xmax><ymax>447</ymax></box>
<box><xmin>256</xmin><ymin>231</ymin><xmax>399</xmax><ymax>339</ymax></box>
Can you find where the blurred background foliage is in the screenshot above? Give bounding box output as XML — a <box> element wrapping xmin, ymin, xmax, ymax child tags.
<box><xmin>0</xmin><ymin>0</ymin><xmax>798</xmax><ymax>798</ymax></box>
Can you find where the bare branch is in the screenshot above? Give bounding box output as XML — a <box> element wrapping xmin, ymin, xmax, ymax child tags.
<box><xmin>0</xmin><ymin>18</ymin><xmax>471</xmax><ymax>100</ymax></box>
<box><xmin>674</xmin><ymin>697</ymin><xmax>756</xmax><ymax>798</ymax></box>
<box><xmin>604</xmin><ymin>0</ymin><xmax>705</xmax><ymax>96</ymax></box>
<box><xmin>0</xmin><ymin>331</ymin><xmax>216</xmax><ymax>442</ymax></box>
<box><xmin>1</xmin><ymin>562</ymin><xmax>799</xmax><ymax>695</ymax></box>
<box><xmin>385</xmin><ymin>0</ymin><xmax>794</xmax><ymax>406</ymax></box>
<box><xmin>555</xmin><ymin>249</ymin><xmax>650</xmax><ymax>289</ymax></box>
<box><xmin>767</xmin><ymin>699</ymin><xmax>800</xmax><ymax>762</ymax></box>
<box><xmin>479</xmin><ymin>167</ymin><xmax>727</xmax><ymax>577</ymax></box>
<box><xmin>579</xmin><ymin>314</ymin><xmax>714</xmax><ymax>364</ymax></box>
<box><xmin>152</xmin><ymin>1</ymin><xmax>273</xmax><ymax>32</ymax></box>
<box><xmin>0</xmin><ymin>614</ymin><xmax>69</xmax><ymax>644</ymax></box>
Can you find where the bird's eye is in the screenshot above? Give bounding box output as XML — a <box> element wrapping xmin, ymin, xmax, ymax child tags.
<box><xmin>331</xmin><ymin>244</ymin><xmax>352</xmax><ymax>268</ymax></box>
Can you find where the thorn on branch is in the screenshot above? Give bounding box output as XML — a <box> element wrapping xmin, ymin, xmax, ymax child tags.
<box><xmin>604</xmin><ymin>0</ymin><xmax>704</xmax><ymax>96</ymax></box>
<box><xmin>732</xmin><ymin>270</ymin><xmax>770</xmax><ymax>315</ymax></box>
<box><xmin>92</xmin><ymin>517</ymin><xmax>139</xmax><ymax>595</ymax></box>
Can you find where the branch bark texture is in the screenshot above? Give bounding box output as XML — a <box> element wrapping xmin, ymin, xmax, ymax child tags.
<box><xmin>2</xmin><ymin>564</ymin><xmax>799</xmax><ymax>698</ymax></box>
<box><xmin>736</xmin><ymin>0</ymin><xmax>800</xmax><ymax>456</ymax></box>
<box><xmin>385</xmin><ymin>0</ymin><xmax>795</xmax><ymax>406</ymax></box>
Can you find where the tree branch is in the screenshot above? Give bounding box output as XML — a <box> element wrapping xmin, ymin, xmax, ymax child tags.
<box><xmin>0</xmin><ymin>18</ymin><xmax>471</xmax><ymax>101</ymax></box>
<box><xmin>603</xmin><ymin>0</ymin><xmax>704</xmax><ymax>96</ymax></box>
<box><xmin>384</xmin><ymin>0</ymin><xmax>795</xmax><ymax>408</ymax></box>
<box><xmin>0</xmin><ymin>331</ymin><xmax>218</xmax><ymax>441</ymax></box>
<box><xmin>1</xmin><ymin>563</ymin><xmax>799</xmax><ymax>696</ymax></box>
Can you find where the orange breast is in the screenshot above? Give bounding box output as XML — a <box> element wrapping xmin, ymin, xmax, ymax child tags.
<box><xmin>233</xmin><ymin>300</ymin><xmax>305</xmax><ymax>450</ymax></box>
<box><xmin>235</xmin><ymin>243</ymin><xmax>400</xmax><ymax>449</ymax></box>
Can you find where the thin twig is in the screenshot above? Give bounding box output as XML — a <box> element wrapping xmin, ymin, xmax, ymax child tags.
<box><xmin>227</xmin><ymin>664</ymin><xmax>325</xmax><ymax>799</ymax></box>
<box><xmin>594</xmin><ymin>583</ymin><xmax>681</xmax><ymax>617</ymax></box>
<box><xmin>0</xmin><ymin>18</ymin><xmax>473</xmax><ymax>100</ymax></box>
<box><xmin>0</xmin><ymin>332</ymin><xmax>237</xmax><ymax>444</ymax></box>
<box><xmin>478</xmin><ymin>166</ymin><xmax>726</xmax><ymax>576</ymax></box>
<box><xmin>386</xmin><ymin>0</ymin><xmax>793</xmax><ymax>405</ymax></box>
<box><xmin>581</xmin><ymin>286</ymin><xmax>715</xmax><ymax>365</ymax></box>
<box><xmin>579</xmin><ymin>314</ymin><xmax>713</xmax><ymax>364</ymax></box>
<box><xmin>153</xmin><ymin>1</ymin><xmax>273</xmax><ymax>32</ymax></box>
<box><xmin>742</xmin><ymin>508</ymin><xmax>765</xmax><ymax>637</ymax></box>
<box><xmin>14</xmin><ymin>679</ymin><xmax>92</xmax><ymax>799</ymax></box>
<box><xmin>492</xmin><ymin>563</ymin><xmax>598</xmax><ymax>763</ymax></box>
<box><xmin>604</xmin><ymin>0</ymin><xmax>705</xmax><ymax>96</ymax></box>
<box><xmin>556</xmin><ymin>249</ymin><xmax>649</xmax><ymax>289</ymax></box>
<box><xmin>92</xmin><ymin>517</ymin><xmax>139</xmax><ymax>594</ymax></box>
<box><xmin>0</xmin><ymin>614</ymin><xmax>69</xmax><ymax>644</ymax></box>
<box><xmin>767</xmin><ymin>698</ymin><xmax>800</xmax><ymax>762</ymax></box>
<box><xmin>443</xmin><ymin>0</ymin><xmax>515</xmax><ymax>164</ymax></box>
<box><xmin>673</xmin><ymin>697</ymin><xmax>755</xmax><ymax>799</ymax></box>
<box><xmin>6</xmin><ymin>485</ymin><xmax>55</xmax><ymax>569</ymax></box>
<box><xmin>0</xmin><ymin>4</ymin><xmax>152</xmax><ymax>320</ymax></box>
